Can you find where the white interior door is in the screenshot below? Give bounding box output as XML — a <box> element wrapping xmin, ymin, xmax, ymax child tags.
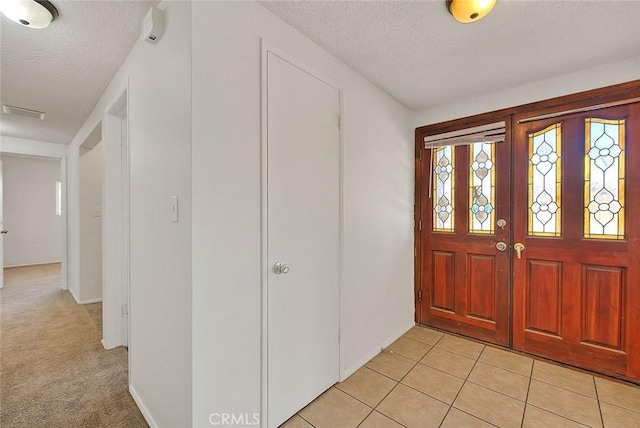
<box><xmin>266</xmin><ymin>52</ymin><xmax>340</xmax><ymax>427</ymax></box>
<box><xmin>0</xmin><ymin>157</ymin><xmax>4</xmax><ymax>289</ymax></box>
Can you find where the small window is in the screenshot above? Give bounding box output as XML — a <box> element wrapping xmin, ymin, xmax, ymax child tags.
<box><xmin>56</xmin><ymin>180</ymin><xmax>62</xmax><ymax>216</ymax></box>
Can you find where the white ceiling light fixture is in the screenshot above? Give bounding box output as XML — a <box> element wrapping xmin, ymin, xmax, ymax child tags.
<box><xmin>447</xmin><ymin>0</ymin><xmax>497</xmax><ymax>23</ymax></box>
<box><xmin>0</xmin><ymin>0</ymin><xmax>59</xmax><ymax>29</ymax></box>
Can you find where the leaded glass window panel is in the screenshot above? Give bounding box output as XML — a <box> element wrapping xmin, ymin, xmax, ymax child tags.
<box><xmin>433</xmin><ymin>146</ymin><xmax>455</xmax><ymax>232</ymax></box>
<box><xmin>584</xmin><ymin>118</ymin><xmax>625</xmax><ymax>239</ymax></box>
<box><xmin>528</xmin><ymin>123</ymin><xmax>562</xmax><ymax>236</ymax></box>
<box><xmin>469</xmin><ymin>142</ymin><xmax>495</xmax><ymax>234</ymax></box>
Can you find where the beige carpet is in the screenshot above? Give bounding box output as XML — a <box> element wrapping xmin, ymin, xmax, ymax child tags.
<box><xmin>0</xmin><ymin>264</ymin><xmax>148</xmax><ymax>427</ymax></box>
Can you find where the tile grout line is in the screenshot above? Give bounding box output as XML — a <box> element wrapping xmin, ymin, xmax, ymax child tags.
<box><xmin>401</xmin><ymin>334</ymin><xmax>441</xmax><ymax>347</ymax></box>
<box><xmin>432</xmin><ymin>338</ymin><xmax>486</xmax><ymax>360</ymax></box>
<box><xmin>295</xmin><ymin>413</ymin><xmax>316</xmax><ymax>428</ymax></box>
<box><xmin>531</xmin><ymin>377</ymin><xmax>601</xmax><ymax>400</ymax></box>
<box><xmin>477</xmin><ymin>353</ymin><xmax>533</xmax><ymax>378</ymax></box>
<box><xmin>355</xmin><ymin>338</ymin><xmax>434</xmax><ymax>428</ymax></box>
<box><xmin>526</xmin><ymin>363</ymin><xmax>601</xmax><ymax>428</ymax></box>
<box><xmin>437</xmin><ymin>343</ymin><xmax>486</xmax><ymax>428</ymax></box>
<box><xmin>519</xmin><ymin>357</ymin><xmax>535</xmax><ymax>428</ymax></box>
<box><xmin>597</xmin><ymin>400</ymin><xmax>640</xmax><ymax>416</ymax></box>
<box><xmin>353</xmin><ymin>408</ymin><xmax>375</xmax><ymax>428</ymax></box>
<box><xmin>594</xmin><ymin>376</ymin><xmax>605</xmax><ymax>428</ymax></box>
<box><xmin>376</xmin><ymin>332</ymin><xmax>507</xmax><ymax>426</ymax></box>
<box><xmin>524</xmin><ymin>404</ymin><xmax>590</xmax><ymax>427</ymax></box>
<box><xmin>372</xmin><ymin>333</ymin><xmax>448</xmax><ymax>427</ymax></box>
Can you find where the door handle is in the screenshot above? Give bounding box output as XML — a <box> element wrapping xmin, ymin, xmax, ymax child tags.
<box><xmin>496</xmin><ymin>241</ymin><xmax>507</xmax><ymax>251</ymax></box>
<box><xmin>1</xmin><ymin>230</ymin><xmax>7</xmax><ymax>234</ymax></box>
<box><xmin>274</xmin><ymin>262</ymin><xmax>290</xmax><ymax>275</ymax></box>
<box><xmin>514</xmin><ymin>243</ymin><xmax>525</xmax><ymax>259</ymax></box>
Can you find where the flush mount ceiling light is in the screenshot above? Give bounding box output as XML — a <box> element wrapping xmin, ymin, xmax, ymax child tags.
<box><xmin>447</xmin><ymin>0</ymin><xmax>497</xmax><ymax>23</ymax></box>
<box><xmin>0</xmin><ymin>0</ymin><xmax>59</xmax><ymax>29</ymax></box>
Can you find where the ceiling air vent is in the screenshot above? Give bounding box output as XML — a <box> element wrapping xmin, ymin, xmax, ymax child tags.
<box><xmin>2</xmin><ymin>104</ymin><xmax>46</xmax><ymax>120</ymax></box>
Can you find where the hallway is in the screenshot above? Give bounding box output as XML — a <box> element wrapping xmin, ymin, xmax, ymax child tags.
<box><xmin>0</xmin><ymin>264</ymin><xmax>147</xmax><ymax>427</ymax></box>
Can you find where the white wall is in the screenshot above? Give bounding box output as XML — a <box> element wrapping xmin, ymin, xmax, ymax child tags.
<box><xmin>413</xmin><ymin>55</ymin><xmax>640</xmax><ymax>126</ymax></box>
<box><xmin>0</xmin><ymin>137</ymin><xmax>68</xmax><ymax>288</ymax></box>
<box><xmin>0</xmin><ymin>136</ymin><xmax>69</xmax><ymax>158</ymax></box>
<box><xmin>2</xmin><ymin>154</ymin><xmax>61</xmax><ymax>267</ymax></box>
<box><xmin>191</xmin><ymin>2</ymin><xmax>414</xmax><ymax>426</ymax></box>
<box><xmin>78</xmin><ymin>142</ymin><xmax>103</xmax><ymax>303</ymax></box>
<box><xmin>67</xmin><ymin>1</ymin><xmax>192</xmax><ymax>427</ymax></box>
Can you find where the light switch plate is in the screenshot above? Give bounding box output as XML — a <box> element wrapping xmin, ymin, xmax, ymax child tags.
<box><xmin>170</xmin><ymin>196</ymin><xmax>179</xmax><ymax>223</ymax></box>
<box><xmin>94</xmin><ymin>206</ymin><xmax>102</xmax><ymax>217</ymax></box>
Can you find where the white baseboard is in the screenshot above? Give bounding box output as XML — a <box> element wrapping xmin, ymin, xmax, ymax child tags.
<box><xmin>4</xmin><ymin>261</ymin><xmax>62</xmax><ymax>268</ymax></box>
<box><xmin>130</xmin><ymin>384</ymin><xmax>159</xmax><ymax>428</ymax></box>
<box><xmin>79</xmin><ymin>297</ymin><xmax>103</xmax><ymax>304</ymax></box>
<box><xmin>69</xmin><ymin>287</ymin><xmax>81</xmax><ymax>304</ymax></box>
<box><xmin>339</xmin><ymin>320</ymin><xmax>415</xmax><ymax>381</ymax></box>
<box><xmin>68</xmin><ymin>288</ymin><xmax>102</xmax><ymax>305</ymax></box>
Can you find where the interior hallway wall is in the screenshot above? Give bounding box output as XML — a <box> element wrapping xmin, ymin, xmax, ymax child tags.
<box><xmin>192</xmin><ymin>2</ymin><xmax>414</xmax><ymax>425</ymax></box>
<box><xmin>78</xmin><ymin>142</ymin><xmax>103</xmax><ymax>303</ymax></box>
<box><xmin>2</xmin><ymin>154</ymin><xmax>61</xmax><ymax>267</ymax></box>
<box><xmin>66</xmin><ymin>2</ymin><xmax>192</xmax><ymax>426</ymax></box>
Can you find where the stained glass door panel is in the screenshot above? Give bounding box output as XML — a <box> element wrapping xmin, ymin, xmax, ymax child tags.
<box><xmin>512</xmin><ymin>104</ymin><xmax>640</xmax><ymax>381</ymax></box>
<box><xmin>420</xmin><ymin>117</ymin><xmax>512</xmax><ymax>346</ymax></box>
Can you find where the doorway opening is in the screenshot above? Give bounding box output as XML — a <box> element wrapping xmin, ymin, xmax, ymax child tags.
<box><xmin>0</xmin><ymin>153</ymin><xmax>66</xmax><ymax>291</ymax></box>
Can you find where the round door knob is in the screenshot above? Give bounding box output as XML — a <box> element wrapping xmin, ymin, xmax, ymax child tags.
<box><xmin>274</xmin><ymin>262</ymin><xmax>290</xmax><ymax>274</ymax></box>
<box><xmin>496</xmin><ymin>241</ymin><xmax>507</xmax><ymax>251</ymax></box>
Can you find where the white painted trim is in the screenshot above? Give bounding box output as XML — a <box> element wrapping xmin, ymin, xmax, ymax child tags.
<box><xmin>129</xmin><ymin>384</ymin><xmax>159</xmax><ymax>428</ymax></box>
<box><xmin>4</xmin><ymin>261</ymin><xmax>62</xmax><ymax>268</ymax></box>
<box><xmin>260</xmin><ymin>39</ymin><xmax>344</xmax><ymax>428</ymax></box>
<box><xmin>68</xmin><ymin>287</ymin><xmax>102</xmax><ymax>305</ymax></box>
<box><xmin>68</xmin><ymin>287</ymin><xmax>80</xmax><ymax>304</ymax></box>
<box><xmin>102</xmin><ymin>88</ymin><xmax>129</xmax><ymax>350</ymax></box>
<box><xmin>79</xmin><ymin>298</ymin><xmax>103</xmax><ymax>305</ymax></box>
<box><xmin>260</xmin><ymin>39</ymin><xmax>269</xmax><ymax>428</ymax></box>
<box><xmin>60</xmin><ymin>157</ymin><xmax>68</xmax><ymax>290</ymax></box>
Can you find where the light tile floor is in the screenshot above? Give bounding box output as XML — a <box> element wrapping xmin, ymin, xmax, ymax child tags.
<box><xmin>282</xmin><ymin>325</ymin><xmax>640</xmax><ymax>428</ymax></box>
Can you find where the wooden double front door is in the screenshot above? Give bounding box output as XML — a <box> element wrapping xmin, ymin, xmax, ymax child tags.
<box><xmin>415</xmin><ymin>95</ymin><xmax>640</xmax><ymax>382</ymax></box>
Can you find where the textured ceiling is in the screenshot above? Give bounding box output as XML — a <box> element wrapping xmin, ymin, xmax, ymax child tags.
<box><xmin>0</xmin><ymin>0</ymin><xmax>158</xmax><ymax>144</ymax></box>
<box><xmin>259</xmin><ymin>0</ymin><xmax>640</xmax><ymax>110</ymax></box>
